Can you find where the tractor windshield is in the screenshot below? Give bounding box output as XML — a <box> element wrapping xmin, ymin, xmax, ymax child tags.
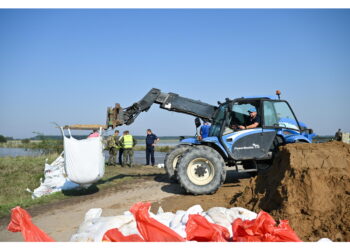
<box><xmin>263</xmin><ymin>101</ymin><xmax>300</xmax><ymax>131</ymax></box>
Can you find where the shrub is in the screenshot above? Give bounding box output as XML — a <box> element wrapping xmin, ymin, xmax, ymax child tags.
<box><xmin>32</xmin><ymin>132</ymin><xmax>63</xmax><ymax>154</ymax></box>
<box><xmin>0</xmin><ymin>134</ymin><xmax>7</xmax><ymax>143</ymax></box>
<box><xmin>21</xmin><ymin>139</ymin><xmax>31</xmax><ymax>144</ymax></box>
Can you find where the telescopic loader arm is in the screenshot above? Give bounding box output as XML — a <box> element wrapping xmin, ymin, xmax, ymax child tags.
<box><xmin>106</xmin><ymin>88</ymin><xmax>217</xmax><ymax>129</ymax></box>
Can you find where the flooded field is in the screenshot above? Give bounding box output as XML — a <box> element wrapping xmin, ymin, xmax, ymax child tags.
<box><xmin>0</xmin><ymin>148</ymin><xmax>167</xmax><ymax>165</ymax></box>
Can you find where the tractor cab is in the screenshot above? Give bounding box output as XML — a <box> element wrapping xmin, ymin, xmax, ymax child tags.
<box><xmin>228</xmin><ymin>98</ymin><xmax>304</xmax><ymax>133</ymax></box>
<box><xmin>203</xmin><ymin>91</ymin><xmax>315</xmax><ymax>162</ymax></box>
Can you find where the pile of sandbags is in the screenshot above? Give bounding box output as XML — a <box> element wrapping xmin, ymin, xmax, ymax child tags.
<box><xmin>27</xmin><ymin>128</ymin><xmax>106</xmax><ymax>199</ymax></box>
<box><xmin>26</xmin><ymin>153</ymin><xmax>80</xmax><ymax>199</ymax></box>
<box><xmin>8</xmin><ymin>202</ymin><xmax>332</xmax><ymax>242</ymax></box>
<box><xmin>70</xmin><ymin>203</ymin><xmax>258</xmax><ymax>241</ymax></box>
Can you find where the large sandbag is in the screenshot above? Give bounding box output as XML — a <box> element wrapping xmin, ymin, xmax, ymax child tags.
<box><xmin>70</xmin><ymin>208</ymin><xmax>137</xmax><ymax>242</ymax></box>
<box><xmin>62</xmin><ymin>128</ymin><xmax>105</xmax><ymax>185</ymax></box>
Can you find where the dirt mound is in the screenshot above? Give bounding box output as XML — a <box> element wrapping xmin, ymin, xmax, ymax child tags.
<box><xmin>233</xmin><ymin>141</ymin><xmax>350</xmax><ymax>241</ymax></box>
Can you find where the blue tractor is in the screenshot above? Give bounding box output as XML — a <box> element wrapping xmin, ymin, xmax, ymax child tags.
<box><xmin>106</xmin><ymin>88</ymin><xmax>315</xmax><ymax>195</ymax></box>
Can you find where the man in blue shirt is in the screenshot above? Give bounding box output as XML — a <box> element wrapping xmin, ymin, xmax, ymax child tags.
<box><xmin>145</xmin><ymin>129</ymin><xmax>159</xmax><ymax>166</ymax></box>
<box><xmin>200</xmin><ymin>122</ymin><xmax>211</xmax><ymax>139</ymax></box>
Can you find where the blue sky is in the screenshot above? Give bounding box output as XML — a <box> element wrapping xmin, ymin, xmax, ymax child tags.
<box><xmin>0</xmin><ymin>9</ymin><xmax>349</xmax><ymax>138</ymax></box>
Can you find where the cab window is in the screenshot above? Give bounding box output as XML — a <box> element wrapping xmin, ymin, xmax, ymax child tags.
<box><xmin>263</xmin><ymin>101</ymin><xmax>299</xmax><ymax>130</ymax></box>
<box><xmin>230</xmin><ymin>102</ymin><xmax>259</xmax><ymax>127</ymax></box>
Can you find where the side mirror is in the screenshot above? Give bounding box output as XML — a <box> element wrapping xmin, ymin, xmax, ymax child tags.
<box><xmin>195</xmin><ymin>117</ymin><xmax>201</xmax><ymax>128</ymax></box>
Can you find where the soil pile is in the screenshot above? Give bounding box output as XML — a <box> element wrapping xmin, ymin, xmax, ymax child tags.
<box><xmin>233</xmin><ymin>141</ymin><xmax>350</xmax><ymax>241</ymax></box>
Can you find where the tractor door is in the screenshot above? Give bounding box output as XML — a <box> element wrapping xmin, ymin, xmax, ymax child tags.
<box><xmin>223</xmin><ymin>101</ymin><xmax>276</xmax><ymax>160</ymax></box>
<box><xmin>262</xmin><ymin>100</ymin><xmax>301</xmax><ymax>131</ymax></box>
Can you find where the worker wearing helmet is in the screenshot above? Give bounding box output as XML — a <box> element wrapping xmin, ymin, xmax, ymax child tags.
<box><xmin>238</xmin><ymin>107</ymin><xmax>260</xmax><ymax>130</ymax></box>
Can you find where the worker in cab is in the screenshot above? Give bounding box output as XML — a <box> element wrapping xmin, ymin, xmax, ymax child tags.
<box><xmin>120</xmin><ymin>130</ymin><xmax>137</xmax><ymax>167</ymax></box>
<box><xmin>238</xmin><ymin>107</ymin><xmax>261</xmax><ymax>130</ymax></box>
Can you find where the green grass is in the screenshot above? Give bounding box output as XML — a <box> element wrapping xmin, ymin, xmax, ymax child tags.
<box><xmin>0</xmin><ymin>155</ymin><xmax>165</xmax><ymax>218</ymax></box>
<box><xmin>0</xmin><ymin>154</ymin><xmax>59</xmax><ymax>217</ymax></box>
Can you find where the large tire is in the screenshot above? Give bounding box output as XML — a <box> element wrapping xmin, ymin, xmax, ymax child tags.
<box><xmin>164</xmin><ymin>144</ymin><xmax>191</xmax><ymax>182</ymax></box>
<box><xmin>192</xmin><ymin>145</ymin><xmax>227</xmax><ymax>183</ymax></box>
<box><xmin>177</xmin><ymin>146</ymin><xmax>226</xmax><ymax>195</ymax></box>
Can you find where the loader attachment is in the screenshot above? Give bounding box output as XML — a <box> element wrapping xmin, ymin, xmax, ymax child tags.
<box><xmin>106</xmin><ymin>88</ymin><xmax>217</xmax><ymax>128</ymax></box>
<box><xmin>106</xmin><ymin>103</ymin><xmax>125</xmax><ymax>129</ymax></box>
<box><xmin>66</xmin><ymin>88</ymin><xmax>216</xmax><ymax>131</ymax></box>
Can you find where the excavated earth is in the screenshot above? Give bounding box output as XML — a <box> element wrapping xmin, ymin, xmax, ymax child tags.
<box><xmin>232</xmin><ymin>141</ymin><xmax>350</xmax><ymax>242</ymax></box>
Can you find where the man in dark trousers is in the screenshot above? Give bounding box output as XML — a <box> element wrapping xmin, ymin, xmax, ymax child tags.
<box><xmin>145</xmin><ymin>129</ymin><xmax>159</xmax><ymax>166</ymax></box>
<box><xmin>118</xmin><ymin>131</ymin><xmax>124</xmax><ymax>165</ymax></box>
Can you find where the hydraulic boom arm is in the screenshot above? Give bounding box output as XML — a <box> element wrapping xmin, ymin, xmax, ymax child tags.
<box><xmin>106</xmin><ymin>88</ymin><xmax>217</xmax><ymax>129</ymax></box>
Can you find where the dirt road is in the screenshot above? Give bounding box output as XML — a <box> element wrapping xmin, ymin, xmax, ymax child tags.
<box><xmin>0</xmin><ymin>168</ymin><xmax>250</xmax><ymax>242</ymax></box>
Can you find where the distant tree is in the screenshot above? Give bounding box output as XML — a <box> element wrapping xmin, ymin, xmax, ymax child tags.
<box><xmin>21</xmin><ymin>139</ymin><xmax>30</xmax><ymax>144</ymax></box>
<box><xmin>0</xmin><ymin>135</ymin><xmax>7</xmax><ymax>143</ymax></box>
<box><xmin>32</xmin><ymin>132</ymin><xmax>63</xmax><ymax>154</ymax></box>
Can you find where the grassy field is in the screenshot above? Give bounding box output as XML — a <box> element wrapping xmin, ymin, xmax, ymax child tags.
<box><xmin>0</xmin><ymin>154</ymin><xmax>165</xmax><ymax>218</ymax></box>
<box><xmin>0</xmin><ymin>154</ymin><xmax>59</xmax><ymax>217</ymax></box>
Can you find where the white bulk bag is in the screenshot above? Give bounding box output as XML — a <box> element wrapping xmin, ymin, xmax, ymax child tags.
<box><xmin>61</xmin><ymin>128</ymin><xmax>105</xmax><ymax>185</ymax></box>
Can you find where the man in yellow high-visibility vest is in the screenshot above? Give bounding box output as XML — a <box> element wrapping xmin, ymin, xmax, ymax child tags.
<box><xmin>119</xmin><ymin>130</ymin><xmax>137</xmax><ymax>167</ymax></box>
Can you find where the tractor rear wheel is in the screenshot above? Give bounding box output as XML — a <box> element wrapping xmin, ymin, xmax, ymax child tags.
<box><xmin>177</xmin><ymin>146</ymin><xmax>226</xmax><ymax>195</ymax></box>
<box><xmin>164</xmin><ymin>144</ymin><xmax>191</xmax><ymax>182</ymax></box>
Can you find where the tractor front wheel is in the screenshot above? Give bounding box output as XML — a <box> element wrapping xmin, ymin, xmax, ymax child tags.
<box><xmin>177</xmin><ymin>146</ymin><xmax>226</xmax><ymax>195</ymax></box>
